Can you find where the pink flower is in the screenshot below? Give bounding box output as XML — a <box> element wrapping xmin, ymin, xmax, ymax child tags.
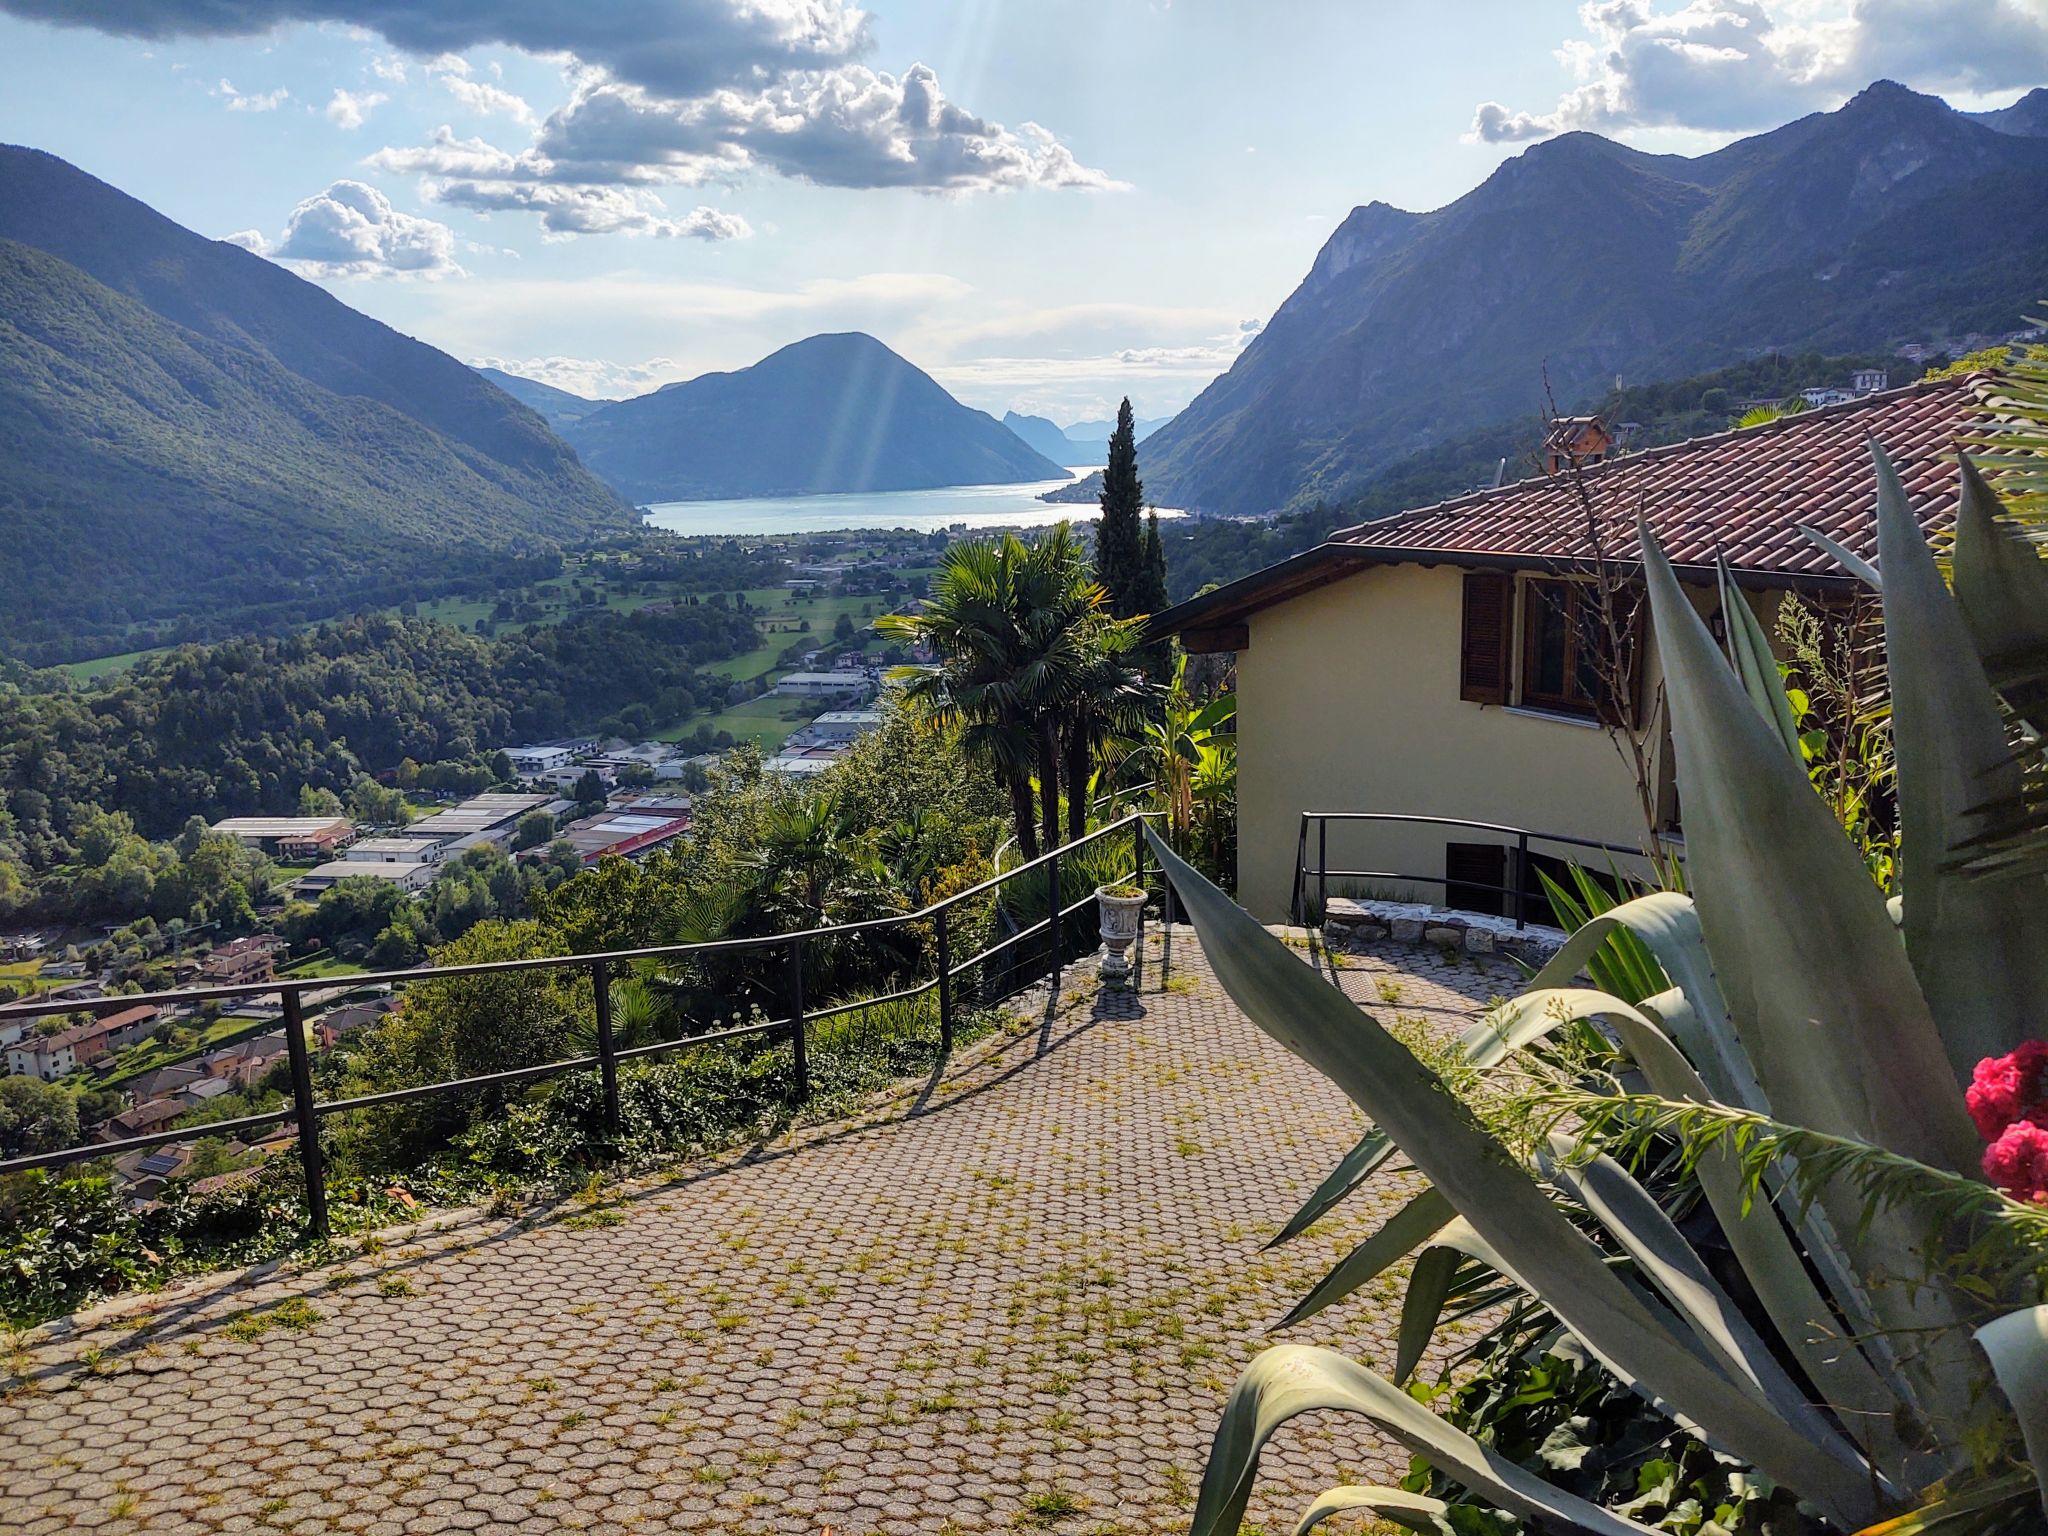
<box><xmin>1983</xmin><ymin>1120</ymin><xmax>2048</xmax><ymax>1204</ymax></box>
<box><xmin>1966</xmin><ymin>1041</ymin><xmax>2048</xmax><ymax>1142</ymax></box>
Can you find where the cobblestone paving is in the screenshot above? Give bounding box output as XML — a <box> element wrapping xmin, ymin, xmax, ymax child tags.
<box><xmin>1</xmin><ymin>932</ymin><xmax>1517</xmax><ymax>1536</ymax></box>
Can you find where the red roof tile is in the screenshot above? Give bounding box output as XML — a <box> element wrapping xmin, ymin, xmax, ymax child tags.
<box><xmin>1328</xmin><ymin>372</ymin><xmax>1983</xmax><ymax>580</ymax></box>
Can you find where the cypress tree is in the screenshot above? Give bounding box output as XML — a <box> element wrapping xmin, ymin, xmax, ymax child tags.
<box><xmin>1137</xmin><ymin>510</ymin><xmax>1168</xmax><ymax>617</ymax></box>
<box><xmin>1095</xmin><ymin>398</ymin><xmax>1145</xmax><ymax>617</ymax></box>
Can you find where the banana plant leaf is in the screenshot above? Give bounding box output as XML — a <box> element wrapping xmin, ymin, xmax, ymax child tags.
<box><xmin>1975</xmin><ymin>1307</ymin><xmax>2048</xmax><ymax>1520</ymax></box>
<box><xmin>1294</xmin><ymin>1484</ymin><xmax>1448</xmax><ymax>1535</ymax></box>
<box><xmin>1190</xmin><ymin>1344</ymin><xmax>1671</xmax><ymax>1536</ymax></box>
<box><xmin>1641</xmin><ymin>513</ymin><xmax>1982</xmax><ymax>1422</ymax></box>
<box><xmin>1717</xmin><ymin>553</ymin><xmax>1802</xmax><ymax>759</ymax></box>
<box><xmin>1152</xmin><ymin>829</ymin><xmax>1884</xmax><ymax>1529</ymax></box>
<box><xmin>1874</xmin><ymin>445</ymin><xmax>2048</xmax><ymax>1083</ymax></box>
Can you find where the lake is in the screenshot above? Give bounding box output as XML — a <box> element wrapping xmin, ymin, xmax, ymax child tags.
<box><xmin>642</xmin><ymin>469</ymin><xmax>1181</xmax><ymax>536</ymax></box>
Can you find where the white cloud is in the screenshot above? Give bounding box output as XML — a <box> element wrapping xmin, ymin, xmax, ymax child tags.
<box><xmin>368</xmin><ymin>52</ymin><xmax>407</xmax><ymax>83</ymax></box>
<box><xmin>1470</xmin><ymin>0</ymin><xmax>2048</xmax><ymax>141</ymax></box>
<box><xmin>530</xmin><ymin>66</ymin><xmax>1124</xmax><ymax>194</ymax></box>
<box><xmin>469</xmin><ymin>353</ymin><xmax>686</xmax><ymax>399</ymax></box>
<box><xmin>325</xmin><ymin>86</ymin><xmax>387</xmax><ymax>129</ymax></box>
<box><xmin>425</xmin><ymin>53</ymin><xmax>537</xmax><ymax>126</ymax></box>
<box><xmin>234</xmin><ymin>180</ymin><xmax>464</xmax><ymax>277</ymax></box>
<box><xmin>214</xmin><ymin>77</ymin><xmax>286</xmax><ymax>111</ymax></box>
<box><xmin>432</xmin><ymin>179</ymin><xmax>749</xmax><ymax>240</ymax></box>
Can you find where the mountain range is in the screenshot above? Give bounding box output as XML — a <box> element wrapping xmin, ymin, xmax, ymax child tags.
<box><xmin>0</xmin><ymin>145</ymin><xmax>631</xmax><ymax>661</ymax></box>
<box><xmin>1142</xmin><ymin>81</ymin><xmax>2048</xmax><ymax>515</ymax></box>
<box><xmin>538</xmin><ymin>333</ymin><xmax>1070</xmax><ymax>502</ymax></box>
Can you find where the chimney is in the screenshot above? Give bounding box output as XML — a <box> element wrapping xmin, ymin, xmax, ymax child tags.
<box><xmin>1542</xmin><ymin>415</ymin><xmax>1613</xmax><ymax>476</ymax></box>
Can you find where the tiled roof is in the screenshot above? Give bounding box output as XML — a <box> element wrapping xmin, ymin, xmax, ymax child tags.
<box><xmin>1330</xmin><ymin>372</ymin><xmax>1984</xmax><ymax>580</ymax></box>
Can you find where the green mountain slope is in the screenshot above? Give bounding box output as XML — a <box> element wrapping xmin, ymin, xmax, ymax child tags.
<box><xmin>476</xmin><ymin>366</ymin><xmax>610</xmax><ymax>432</ymax></box>
<box><xmin>0</xmin><ymin>146</ymin><xmax>632</xmax><ymax>661</ymax></box>
<box><xmin>1142</xmin><ymin>82</ymin><xmax>2048</xmax><ymax>515</ymax></box>
<box><xmin>564</xmin><ymin>333</ymin><xmax>1072</xmax><ymax>501</ymax></box>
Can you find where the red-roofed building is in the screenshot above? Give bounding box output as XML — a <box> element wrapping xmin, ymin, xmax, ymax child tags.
<box><xmin>1151</xmin><ymin>374</ymin><xmax>1987</xmax><ymax>920</ymax></box>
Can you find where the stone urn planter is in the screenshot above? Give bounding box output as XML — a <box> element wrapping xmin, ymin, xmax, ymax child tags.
<box><xmin>1095</xmin><ymin>884</ymin><xmax>1146</xmax><ymax>984</ymax></box>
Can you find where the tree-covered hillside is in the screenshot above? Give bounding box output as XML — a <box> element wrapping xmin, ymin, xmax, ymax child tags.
<box><xmin>0</xmin><ymin>147</ymin><xmax>634</xmax><ymax>663</ymax></box>
<box><xmin>0</xmin><ymin>604</ymin><xmax>756</xmax><ymax>862</ymax></box>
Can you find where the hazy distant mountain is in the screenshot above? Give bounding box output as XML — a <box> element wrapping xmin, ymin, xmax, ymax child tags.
<box><xmin>1970</xmin><ymin>86</ymin><xmax>2048</xmax><ymax>137</ymax></box>
<box><xmin>1001</xmin><ymin>410</ymin><xmax>1080</xmax><ymax>464</ymax></box>
<box><xmin>1142</xmin><ymin>81</ymin><xmax>2048</xmax><ymax>515</ymax></box>
<box><xmin>1064</xmin><ymin>414</ymin><xmax>1170</xmax><ymax>448</ymax></box>
<box><xmin>477</xmin><ymin>367</ymin><xmax>609</xmax><ymax>432</ymax></box>
<box><xmin>0</xmin><ymin>144</ymin><xmax>631</xmax><ymax>659</ymax></box>
<box><xmin>564</xmin><ymin>333</ymin><xmax>1072</xmax><ymax>501</ymax></box>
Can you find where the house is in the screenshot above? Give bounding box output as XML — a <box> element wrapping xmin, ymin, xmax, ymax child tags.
<box><xmin>7</xmin><ymin>1015</ymin><xmax>122</xmax><ymax>1079</ymax></box>
<box><xmin>94</xmin><ymin>1004</ymin><xmax>162</xmax><ymax>1051</ymax></box>
<box><xmin>313</xmin><ymin>999</ymin><xmax>392</xmax><ymax>1048</ymax></box>
<box><xmin>293</xmin><ymin>860</ymin><xmax>436</xmax><ymax>897</ymax></box>
<box><xmin>1800</xmin><ymin>386</ymin><xmax>1856</xmax><ymax>408</ymax></box>
<box><xmin>95</xmin><ymin>1096</ymin><xmax>185</xmax><ymax>1143</ymax></box>
<box><xmin>1851</xmin><ymin>368</ymin><xmax>1889</xmax><ymax>395</ymax></box>
<box><xmin>502</xmin><ymin>743</ymin><xmax>580</xmax><ymax>776</ymax></box>
<box><xmin>774</xmin><ymin>672</ymin><xmax>875</xmax><ymax>701</ymax></box>
<box><xmin>131</xmin><ymin>1062</ymin><xmax>205</xmax><ymax>1101</ymax></box>
<box><xmin>1151</xmin><ymin>374</ymin><xmax>1980</xmax><ymax>921</ymax></box>
<box><xmin>209</xmin><ymin>817</ymin><xmax>356</xmax><ymax>860</ymax></box>
<box><xmin>198</xmin><ymin>936</ymin><xmax>282</xmax><ymax>984</ymax></box>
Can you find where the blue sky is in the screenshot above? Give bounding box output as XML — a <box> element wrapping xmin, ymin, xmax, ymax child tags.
<box><xmin>0</xmin><ymin>1</ymin><xmax>2042</xmax><ymax>423</ymax></box>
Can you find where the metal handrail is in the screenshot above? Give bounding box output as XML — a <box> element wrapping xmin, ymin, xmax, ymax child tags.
<box><xmin>0</xmin><ymin>813</ymin><xmax>1170</xmax><ymax>1231</ymax></box>
<box><xmin>1290</xmin><ymin>810</ymin><xmax>1680</xmax><ymax>931</ymax></box>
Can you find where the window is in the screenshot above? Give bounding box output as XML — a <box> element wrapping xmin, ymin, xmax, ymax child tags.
<box><xmin>1519</xmin><ymin>578</ymin><xmax>1602</xmax><ymax>716</ymax></box>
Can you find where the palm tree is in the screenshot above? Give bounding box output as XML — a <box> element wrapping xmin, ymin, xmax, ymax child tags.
<box><xmin>1057</xmin><ymin>618</ymin><xmax>1151</xmax><ymax>842</ymax></box>
<box><xmin>880</xmin><ymin>526</ymin><xmax>1135</xmax><ymax>859</ymax></box>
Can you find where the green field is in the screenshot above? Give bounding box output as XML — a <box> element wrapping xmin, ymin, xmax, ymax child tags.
<box><xmin>669</xmin><ymin>692</ymin><xmax>823</xmax><ymax>752</ymax></box>
<box><xmin>52</xmin><ymin>646</ymin><xmax>173</xmax><ymax>683</ymax></box>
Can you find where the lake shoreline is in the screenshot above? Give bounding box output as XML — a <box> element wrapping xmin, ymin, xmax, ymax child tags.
<box><xmin>643</xmin><ymin>470</ymin><xmax>1184</xmax><ymax>537</ymax></box>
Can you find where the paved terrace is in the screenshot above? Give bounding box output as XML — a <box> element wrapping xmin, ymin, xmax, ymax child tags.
<box><xmin>2</xmin><ymin>931</ymin><xmax>1517</xmax><ymax>1536</ymax></box>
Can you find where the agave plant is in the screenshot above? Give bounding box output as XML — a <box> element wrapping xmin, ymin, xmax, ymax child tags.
<box><xmin>1154</xmin><ymin>437</ymin><xmax>2048</xmax><ymax>1535</ymax></box>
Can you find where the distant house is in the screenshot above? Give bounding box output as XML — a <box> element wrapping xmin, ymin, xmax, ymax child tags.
<box><xmin>95</xmin><ymin>1004</ymin><xmax>162</xmax><ymax>1050</ymax></box>
<box><xmin>95</xmin><ymin>1096</ymin><xmax>185</xmax><ymax>1143</ymax></box>
<box><xmin>1800</xmin><ymin>386</ymin><xmax>1856</xmax><ymax>408</ymax></box>
<box><xmin>293</xmin><ymin>860</ymin><xmax>436</xmax><ymax>897</ymax></box>
<box><xmin>1851</xmin><ymin>368</ymin><xmax>1889</xmax><ymax>395</ymax></box>
<box><xmin>1151</xmin><ymin>374</ymin><xmax>1982</xmax><ymax>921</ymax></box>
<box><xmin>343</xmin><ymin>837</ymin><xmax>444</xmax><ymax>865</ymax></box>
<box><xmin>7</xmin><ymin>1016</ymin><xmax>122</xmax><ymax>1079</ymax></box>
<box><xmin>775</xmin><ymin>672</ymin><xmax>874</xmax><ymax>701</ymax></box>
<box><xmin>502</xmin><ymin>744</ymin><xmax>580</xmax><ymax>776</ymax></box>
<box><xmin>209</xmin><ymin>817</ymin><xmax>356</xmax><ymax>860</ymax></box>
<box><xmin>131</xmin><ymin>1062</ymin><xmax>206</xmax><ymax>1101</ymax></box>
<box><xmin>199</xmin><ymin>936</ymin><xmax>282</xmax><ymax>984</ymax></box>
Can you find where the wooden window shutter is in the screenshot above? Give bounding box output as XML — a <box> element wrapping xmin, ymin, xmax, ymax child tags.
<box><xmin>1459</xmin><ymin>572</ymin><xmax>1512</xmax><ymax>704</ymax></box>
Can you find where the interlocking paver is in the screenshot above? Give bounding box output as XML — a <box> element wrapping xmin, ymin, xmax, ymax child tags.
<box><xmin>1</xmin><ymin>931</ymin><xmax>1514</xmax><ymax>1535</ymax></box>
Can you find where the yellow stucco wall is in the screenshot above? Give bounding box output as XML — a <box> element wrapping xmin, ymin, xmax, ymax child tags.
<box><xmin>1234</xmin><ymin>562</ymin><xmax>1738</xmax><ymax>921</ymax></box>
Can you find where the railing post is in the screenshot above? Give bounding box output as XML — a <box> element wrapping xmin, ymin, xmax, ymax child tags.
<box><xmin>592</xmin><ymin>957</ymin><xmax>620</xmax><ymax>1137</ymax></box>
<box><xmin>1513</xmin><ymin>832</ymin><xmax>1529</xmax><ymax>931</ymax></box>
<box><xmin>1161</xmin><ymin>863</ymin><xmax>1174</xmax><ymax>990</ymax></box>
<box><xmin>1317</xmin><ymin>816</ymin><xmax>1329</xmax><ymax>928</ymax></box>
<box><xmin>280</xmin><ymin>988</ymin><xmax>327</xmax><ymax>1241</ymax></box>
<box><xmin>935</xmin><ymin>906</ymin><xmax>954</xmax><ymax>1054</ymax></box>
<box><xmin>1132</xmin><ymin>817</ymin><xmax>1147</xmax><ymax>993</ymax></box>
<box><xmin>788</xmin><ymin>936</ymin><xmax>809</xmax><ymax>1102</ymax></box>
<box><xmin>1291</xmin><ymin>814</ymin><xmax>1308</xmax><ymax>926</ymax></box>
<box><xmin>1048</xmin><ymin>849</ymin><xmax>1062</xmax><ymax>984</ymax></box>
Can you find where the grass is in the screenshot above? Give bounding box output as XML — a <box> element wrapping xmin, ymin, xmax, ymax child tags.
<box><xmin>276</xmin><ymin>953</ymin><xmax>363</xmax><ymax>980</ymax></box>
<box><xmin>671</xmin><ymin>692</ymin><xmax>822</xmax><ymax>752</ymax></box>
<box><xmin>51</xmin><ymin>646</ymin><xmax>172</xmax><ymax>684</ymax></box>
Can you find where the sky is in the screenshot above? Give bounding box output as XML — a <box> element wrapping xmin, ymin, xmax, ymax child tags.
<box><xmin>0</xmin><ymin>1</ymin><xmax>2042</xmax><ymax>425</ymax></box>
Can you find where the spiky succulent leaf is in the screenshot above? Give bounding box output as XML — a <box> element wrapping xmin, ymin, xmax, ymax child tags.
<box><xmin>1952</xmin><ymin>456</ymin><xmax>2048</xmax><ymax>725</ymax></box>
<box><xmin>1152</xmin><ymin>829</ymin><xmax>1884</xmax><ymax>1528</ymax></box>
<box><xmin>1872</xmin><ymin>444</ymin><xmax>2048</xmax><ymax>1081</ymax></box>
<box><xmin>1717</xmin><ymin>553</ymin><xmax>1801</xmax><ymax>759</ymax></box>
<box><xmin>1279</xmin><ymin>1187</ymin><xmax>1454</xmax><ymax>1327</ymax></box>
<box><xmin>1190</xmin><ymin>1345</ymin><xmax>1670</xmax><ymax>1536</ymax></box>
<box><xmin>1975</xmin><ymin>1308</ymin><xmax>2048</xmax><ymax>1521</ymax></box>
<box><xmin>1292</xmin><ymin>1485</ymin><xmax>1448</xmax><ymax>1535</ymax></box>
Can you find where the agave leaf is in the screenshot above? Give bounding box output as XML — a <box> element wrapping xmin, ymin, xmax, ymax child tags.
<box><xmin>1874</xmin><ymin>445</ymin><xmax>2048</xmax><ymax>1082</ymax></box>
<box><xmin>1279</xmin><ymin>1187</ymin><xmax>1455</xmax><ymax>1327</ymax></box>
<box><xmin>1267</xmin><ymin>1129</ymin><xmax>1394</xmax><ymax>1248</ymax></box>
<box><xmin>1952</xmin><ymin>456</ymin><xmax>2048</xmax><ymax>726</ymax></box>
<box><xmin>1975</xmin><ymin>1307</ymin><xmax>2048</xmax><ymax>1521</ymax></box>
<box><xmin>1799</xmin><ymin>524</ymin><xmax>1884</xmax><ymax>589</ymax></box>
<box><xmin>1190</xmin><ymin>1344</ymin><xmax>1669</xmax><ymax>1536</ymax></box>
<box><xmin>1538</xmin><ymin>1133</ymin><xmax>1877</xmax><ymax>1471</ymax></box>
<box><xmin>1293</xmin><ymin>1484</ymin><xmax>1448</xmax><ymax>1536</ymax></box>
<box><xmin>1526</xmin><ymin>893</ymin><xmax>1762</xmax><ymax>1111</ymax></box>
<box><xmin>1152</xmin><ymin>829</ymin><xmax>1883</xmax><ymax>1529</ymax></box>
<box><xmin>1717</xmin><ymin>553</ymin><xmax>1801</xmax><ymax>759</ymax></box>
<box><xmin>1393</xmin><ymin>1244</ymin><xmax>1464</xmax><ymax>1386</ymax></box>
<box><xmin>1641</xmin><ymin>513</ymin><xmax>1981</xmax><ymax>1418</ymax></box>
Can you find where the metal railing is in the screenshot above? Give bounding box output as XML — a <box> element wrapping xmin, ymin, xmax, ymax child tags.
<box><xmin>0</xmin><ymin>813</ymin><xmax>1171</xmax><ymax>1237</ymax></box>
<box><xmin>1290</xmin><ymin>811</ymin><xmax>1679</xmax><ymax>930</ymax></box>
